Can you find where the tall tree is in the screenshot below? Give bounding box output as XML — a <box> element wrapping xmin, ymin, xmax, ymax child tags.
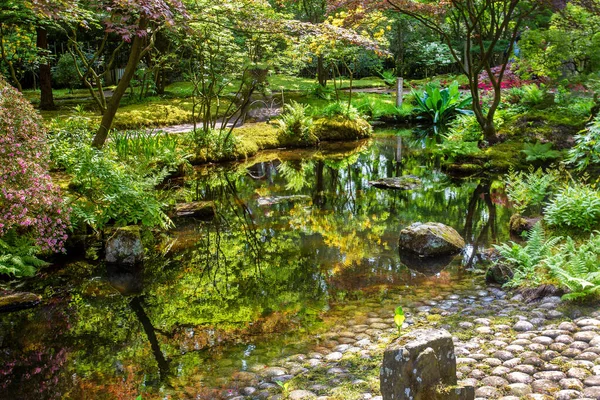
<box><xmin>81</xmin><ymin>0</ymin><xmax>188</xmax><ymax>148</ymax></box>
<box><xmin>331</xmin><ymin>0</ymin><xmax>541</xmax><ymax>143</ymax></box>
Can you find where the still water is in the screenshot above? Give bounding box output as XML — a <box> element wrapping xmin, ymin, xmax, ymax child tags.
<box><xmin>0</xmin><ymin>129</ymin><xmax>512</xmax><ymax>399</ymax></box>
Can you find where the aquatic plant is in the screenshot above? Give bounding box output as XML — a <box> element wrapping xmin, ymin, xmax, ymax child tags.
<box><xmin>412</xmin><ymin>81</ymin><xmax>473</xmax><ymax>126</ymax></box>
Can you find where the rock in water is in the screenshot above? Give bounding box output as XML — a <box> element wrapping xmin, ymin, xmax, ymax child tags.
<box><xmin>370</xmin><ymin>175</ymin><xmax>421</xmax><ymax>190</ymax></box>
<box><xmin>399</xmin><ymin>222</ymin><xmax>465</xmax><ymax>257</ymax></box>
<box><xmin>380</xmin><ymin>329</ymin><xmax>474</xmax><ymax>400</ymax></box>
<box><xmin>0</xmin><ymin>292</ymin><xmax>41</xmax><ymax>313</ymax></box>
<box><xmin>174</xmin><ymin>201</ymin><xmax>215</xmax><ymax>220</ymax></box>
<box><xmin>105</xmin><ymin>226</ymin><xmax>144</xmax><ymax>265</ymax></box>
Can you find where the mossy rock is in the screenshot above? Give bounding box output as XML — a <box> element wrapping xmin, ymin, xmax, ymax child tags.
<box><xmin>313</xmin><ymin>116</ymin><xmax>372</xmax><ymax>141</ymax></box>
<box><xmin>509</xmin><ymin>213</ymin><xmax>541</xmax><ymax>236</ymax></box>
<box><xmin>443</xmin><ymin>163</ymin><xmax>483</xmax><ymax>175</ymax></box>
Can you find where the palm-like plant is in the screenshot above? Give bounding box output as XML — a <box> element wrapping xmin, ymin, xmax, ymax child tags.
<box><xmin>412</xmin><ymin>81</ymin><xmax>473</xmax><ymax>126</ymax></box>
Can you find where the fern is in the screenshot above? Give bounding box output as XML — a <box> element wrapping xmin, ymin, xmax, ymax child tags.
<box><xmin>546</xmin><ymin>234</ymin><xmax>600</xmax><ymax>300</ymax></box>
<box><xmin>0</xmin><ymin>231</ymin><xmax>49</xmax><ymax>277</ymax></box>
<box><xmin>493</xmin><ymin>222</ymin><xmax>561</xmax><ymax>288</ymax></box>
<box><xmin>504</xmin><ymin>167</ymin><xmax>558</xmax><ymax>214</ymax></box>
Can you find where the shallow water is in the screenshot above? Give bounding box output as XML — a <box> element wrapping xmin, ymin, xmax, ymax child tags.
<box><xmin>0</xmin><ymin>129</ymin><xmax>512</xmax><ymax>399</ymax></box>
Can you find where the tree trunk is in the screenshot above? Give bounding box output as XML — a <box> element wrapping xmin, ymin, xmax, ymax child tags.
<box><xmin>93</xmin><ymin>21</ymin><xmax>147</xmax><ymax>148</ymax></box>
<box><xmin>483</xmin><ymin>121</ymin><xmax>497</xmax><ymax>144</ymax></box>
<box><xmin>37</xmin><ymin>27</ymin><xmax>56</xmax><ymax>110</ymax></box>
<box><xmin>317</xmin><ymin>54</ymin><xmax>328</xmax><ymax>87</ymax></box>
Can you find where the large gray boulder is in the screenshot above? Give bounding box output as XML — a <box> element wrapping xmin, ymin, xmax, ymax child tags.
<box><xmin>399</xmin><ymin>222</ymin><xmax>465</xmax><ymax>257</ymax></box>
<box><xmin>105</xmin><ymin>226</ymin><xmax>144</xmax><ymax>265</ymax></box>
<box><xmin>380</xmin><ymin>329</ymin><xmax>474</xmax><ymax>400</ymax></box>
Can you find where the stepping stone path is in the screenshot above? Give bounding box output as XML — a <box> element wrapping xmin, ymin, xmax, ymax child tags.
<box><xmin>195</xmin><ymin>279</ymin><xmax>600</xmax><ymax>400</ymax></box>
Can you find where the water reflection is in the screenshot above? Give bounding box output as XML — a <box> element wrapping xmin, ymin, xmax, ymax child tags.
<box><xmin>0</xmin><ymin>129</ymin><xmax>512</xmax><ymax>398</ymax></box>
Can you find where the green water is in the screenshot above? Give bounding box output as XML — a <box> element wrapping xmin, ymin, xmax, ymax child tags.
<box><xmin>0</xmin><ymin>129</ymin><xmax>512</xmax><ymax>399</ymax></box>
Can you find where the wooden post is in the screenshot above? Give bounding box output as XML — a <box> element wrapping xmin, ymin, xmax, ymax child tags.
<box><xmin>396</xmin><ymin>77</ymin><xmax>404</xmax><ymax>108</ymax></box>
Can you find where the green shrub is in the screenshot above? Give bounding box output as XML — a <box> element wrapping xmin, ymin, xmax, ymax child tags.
<box><xmin>67</xmin><ymin>146</ymin><xmax>173</xmax><ymax>231</ymax></box>
<box><xmin>275</xmin><ymin>101</ymin><xmax>317</xmax><ymax>146</ymax></box>
<box><xmin>318</xmin><ymin>102</ymin><xmax>361</xmax><ymax>121</ymax></box>
<box><xmin>546</xmin><ymin>235</ymin><xmax>600</xmax><ymax>301</ymax></box>
<box><xmin>0</xmin><ymin>231</ymin><xmax>49</xmax><ymax>277</ymax></box>
<box><xmin>52</xmin><ymin>53</ymin><xmax>83</xmax><ymax>92</ymax></box>
<box><xmin>568</xmin><ymin>116</ymin><xmax>600</xmax><ymax>171</ymax></box>
<box><xmin>412</xmin><ymin>81</ymin><xmax>473</xmax><ymax>126</ymax></box>
<box><xmin>544</xmin><ymin>183</ymin><xmax>600</xmax><ymax>231</ymax></box>
<box><xmin>111</xmin><ymin>129</ymin><xmax>190</xmax><ymax>174</ymax></box>
<box><xmin>447</xmin><ymin>114</ymin><xmax>482</xmax><ymax>142</ymax></box>
<box><xmin>521</xmin><ymin>141</ymin><xmax>561</xmax><ymax>162</ymax></box>
<box><xmin>494</xmin><ymin>222</ymin><xmax>561</xmax><ymax>288</ymax></box>
<box><xmin>505</xmin><ymin>87</ymin><xmax>524</xmax><ymax>104</ymax></box>
<box><xmin>435</xmin><ymin>139</ymin><xmax>480</xmax><ymax>162</ymax></box>
<box><xmin>521</xmin><ymin>84</ymin><xmax>545</xmax><ymax>106</ymax></box>
<box><xmin>505</xmin><ymin>167</ymin><xmax>558</xmax><ymax>214</ymax></box>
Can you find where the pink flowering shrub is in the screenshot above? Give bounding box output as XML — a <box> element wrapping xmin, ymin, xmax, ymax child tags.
<box><xmin>0</xmin><ymin>76</ymin><xmax>70</xmax><ymax>253</ymax></box>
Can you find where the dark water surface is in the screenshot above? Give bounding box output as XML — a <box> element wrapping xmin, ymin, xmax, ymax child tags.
<box><xmin>0</xmin><ymin>129</ymin><xmax>512</xmax><ymax>399</ymax></box>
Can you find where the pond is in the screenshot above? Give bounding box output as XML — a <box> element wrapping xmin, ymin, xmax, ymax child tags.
<box><xmin>0</xmin><ymin>128</ymin><xmax>513</xmax><ymax>399</ymax></box>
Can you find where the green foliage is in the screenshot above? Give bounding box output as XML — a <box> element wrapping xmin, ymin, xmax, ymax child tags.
<box><xmin>0</xmin><ymin>231</ymin><xmax>49</xmax><ymax>278</ymax></box>
<box><xmin>568</xmin><ymin>116</ymin><xmax>600</xmax><ymax>171</ymax></box>
<box><xmin>546</xmin><ymin>235</ymin><xmax>600</xmax><ymax>301</ymax></box>
<box><xmin>544</xmin><ymin>183</ymin><xmax>600</xmax><ymax>231</ymax></box>
<box><xmin>317</xmin><ymin>102</ymin><xmax>361</xmax><ymax>121</ymax></box>
<box><xmin>412</xmin><ymin>81</ymin><xmax>473</xmax><ymax>126</ymax></box>
<box><xmin>494</xmin><ymin>222</ymin><xmax>561</xmax><ymax>288</ymax></box>
<box><xmin>67</xmin><ymin>146</ymin><xmax>173</xmax><ymax>231</ymax></box>
<box><xmin>48</xmin><ymin>116</ymin><xmax>174</xmax><ymax>232</ymax></box>
<box><xmin>275</xmin><ymin>101</ymin><xmax>316</xmax><ymax>145</ymax></box>
<box><xmin>377</xmin><ymin>69</ymin><xmax>397</xmax><ymax>87</ymax></box>
<box><xmin>394</xmin><ymin>306</ymin><xmax>405</xmax><ymax>332</ymax></box>
<box><xmin>435</xmin><ymin>139</ymin><xmax>480</xmax><ymax>162</ymax></box>
<box><xmin>111</xmin><ymin>129</ymin><xmax>190</xmax><ymax>174</ymax></box>
<box><xmin>504</xmin><ymin>167</ymin><xmax>558</xmax><ymax>214</ymax></box>
<box><xmin>521</xmin><ymin>84</ymin><xmax>545</xmax><ymax>106</ymax></box>
<box><xmin>52</xmin><ymin>53</ymin><xmax>83</xmax><ymax>92</ymax></box>
<box><xmin>446</xmin><ymin>114</ymin><xmax>483</xmax><ymax>142</ymax></box>
<box><xmin>521</xmin><ymin>141</ymin><xmax>561</xmax><ymax>162</ymax></box>
<box><xmin>308</xmin><ymin>83</ymin><xmax>334</xmax><ymax>100</ymax></box>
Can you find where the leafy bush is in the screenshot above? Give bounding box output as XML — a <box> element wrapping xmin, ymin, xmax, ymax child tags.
<box><xmin>0</xmin><ymin>76</ymin><xmax>70</xmax><ymax>255</ymax></box>
<box><xmin>48</xmin><ymin>117</ymin><xmax>174</xmax><ymax>232</ymax></box>
<box><xmin>52</xmin><ymin>53</ymin><xmax>83</xmax><ymax>92</ymax></box>
<box><xmin>544</xmin><ymin>183</ymin><xmax>600</xmax><ymax>231</ymax></box>
<box><xmin>504</xmin><ymin>87</ymin><xmax>524</xmax><ymax>104</ymax></box>
<box><xmin>447</xmin><ymin>114</ymin><xmax>483</xmax><ymax>142</ymax></box>
<box><xmin>546</xmin><ymin>235</ymin><xmax>600</xmax><ymax>301</ymax></box>
<box><xmin>435</xmin><ymin>139</ymin><xmax>481</xmax><ymax>162</ymax></box>
<box><xmin>0</xmin><ymin>231</ymin><xmax>48</xmax><ymax>277</ymax></box>
<box><xmin>521</xmin><ymin>84</ymin><xmax>545</xmax><ymax>106</ymax></box>
<box><xmin>568</xmin><ymin>116</ymin><xmax>600</xmax><ymax>171</ymax></box>
<box><xmin>67</xmin><ymin>145</ymin><xmax>173</xmax><ymax>231</ymax></box>
<box><xmin>494</xmin><ymin>222</ymin><xmax>561</xmax><ymax>288</ymax></box>
<box><xmin>275</xmin><ymin>101</ymin><xmax>316</xmax><ymax>145</ymax></box>
<box><xmin>412</xmin><ymin>81</ymin><xmax>473</xmax><ymax>126</ymax></box>
<box><xmin>318</xmin><ymin>102</ymin><xmax>361</xmax><ymax>121</ymax></box>
<box><xmin>307</xmin><ymin>83</ymin><xmax>333</xmax><ymax>100</ymax></box>
<box><xmin>111</xmin><ymin>129</ymin><xmax>190</xmax><ymax>174</ymax></box>
<box><xmin>504</xmin><ymin>167</ymin><xmax>558</xmax><ymax>214</ymax></box>
<box><xmin>521</xmin><ymin>141</ymin><xmax>561</xmax><ymax>162</ymax></box>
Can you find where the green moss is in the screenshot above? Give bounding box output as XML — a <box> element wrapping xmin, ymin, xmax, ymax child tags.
<box><xmin>484</xmin><ymin>141</ymin><xmax>525</xmax><ymax>171</ymax></box>
<box><xmin>442</xmin><ymin>163</ymin><xmax>483</xmax><ymax>175</ymax></box>
<box><xmin>313</xmin><ymin>117</ymin><xmax>373</xmax><ymax>141</ymax></box>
